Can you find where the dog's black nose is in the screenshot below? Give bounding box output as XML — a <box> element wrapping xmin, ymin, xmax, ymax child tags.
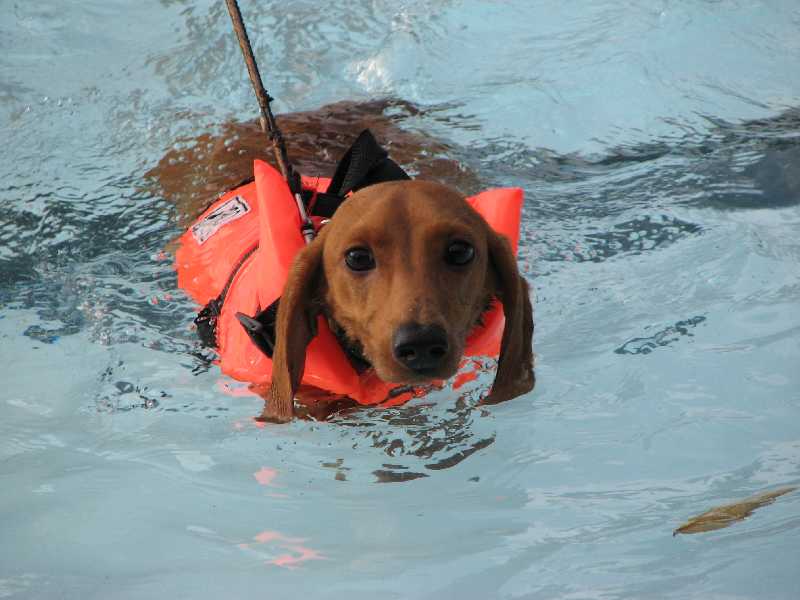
<box><xmin>392</xmin><ymin>323</ymin><xmax>449</xmax><ymax>373</ymax></box>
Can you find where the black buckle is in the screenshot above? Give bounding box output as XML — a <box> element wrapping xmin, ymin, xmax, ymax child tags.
<box><xmin>235</xmin><ymin>299</ymin><xmax>280</xmax><ymax>358</ymax></box>
<box><xmin>195</xmin><ymin>298</ymin><xmax>221</xmax><ymax>347</ymax></box>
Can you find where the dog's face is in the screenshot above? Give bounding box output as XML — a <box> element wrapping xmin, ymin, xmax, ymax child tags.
<box><xmin>321</xmin><ymin>181</ymin><xmax>493</xmax><ymax>383</ymax></box>
<box><xmin>265</xmin><ymin>179</ymin><xmax>534</xmax><ymax>422</ymax></box>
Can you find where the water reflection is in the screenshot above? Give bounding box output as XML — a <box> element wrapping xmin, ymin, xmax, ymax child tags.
<box><xmin>330</xmin><ymin>379</ymin><xmax>498</xmax><ymax>482</ymax></box>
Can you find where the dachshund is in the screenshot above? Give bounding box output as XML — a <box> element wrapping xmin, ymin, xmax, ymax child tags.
<box><xmin>147</xmin><ymin>99</ymin><xmax>533</xmax><ymax>421</ymax></box>
<box><xmin>265</xmin><ymin>179</ymin><xmax>534</xmax><ymax>422</ymax></box>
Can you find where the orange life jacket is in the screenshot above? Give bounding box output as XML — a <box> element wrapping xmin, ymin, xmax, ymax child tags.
<box><xmin>175</xmin><ymin>132</ymin><xmax>522</xmax><ymax>406</ymax></box>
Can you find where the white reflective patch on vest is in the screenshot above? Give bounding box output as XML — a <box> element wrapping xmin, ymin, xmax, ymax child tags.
<box><xmin>191</xmin><ymin>196</ymin><xmax>250</xmax><ymax>245</ymax></box>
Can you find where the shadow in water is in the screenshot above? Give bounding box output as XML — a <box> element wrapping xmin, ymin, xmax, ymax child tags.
<box><xmin>478</xmin><ymin>107</ymin><xmax>800</xmax><ymax>212</ymax></box>
<box><xmin>615</xmin><ymin>316</ymin><xmax>706</xmax><ymax>355</ymax></box>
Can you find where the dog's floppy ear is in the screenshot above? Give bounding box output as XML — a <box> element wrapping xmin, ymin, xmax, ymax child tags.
<box><xmin>484</xmin><ymin>229</ymin><xmax>535</xmax><ymax>405</ymax></box>
<box><xmin>262</xmin><ymin>229</ymin><xmax>328</xmax><ymax>423</ymax></box>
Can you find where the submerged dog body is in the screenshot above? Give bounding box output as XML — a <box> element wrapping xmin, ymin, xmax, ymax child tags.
<box><xmin>146</xmin><ymin>99</ymin><xmax>482</xmax><ymax>226</ymax></box>
<box><xmin>267</xmin><ymin>180</ymin><xmax>534</xmax><ymax>422</ymax></box>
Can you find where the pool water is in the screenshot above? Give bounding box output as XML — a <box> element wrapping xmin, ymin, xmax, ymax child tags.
<box><xmin>2</xmin><ymin>1</ymin><xmax>799</xmax><ymax>598</ymax></box>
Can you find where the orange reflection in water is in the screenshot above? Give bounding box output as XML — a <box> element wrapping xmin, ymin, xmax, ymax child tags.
<box><xmin>253</xmin><ymin>466</ymin><xmax>278</xmax><ymax>486</ymax></box>
<box><xmin>242</xmin><ymin>530</ymin><xmax>326</xmax><ymax>569</ymax></box>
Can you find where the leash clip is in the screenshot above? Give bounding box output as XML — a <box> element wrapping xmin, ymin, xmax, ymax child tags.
<box><xmin>294</xmin><ymin>192</ymin><xmax>316</xmax><ymax>244</ymax></box>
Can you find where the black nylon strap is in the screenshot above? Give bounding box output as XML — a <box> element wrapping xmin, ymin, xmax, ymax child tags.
<box><xmin>309</xmin><ymin>192</ymin><xmax>348</xmax><ymax>219</ymax></box>
<box><xmin>325</xmin><ymin>129</ymin><xmax>410</xmax><ymax>198</ymax></box>
<box><xmin>236</xmin><ymin>299</ymin><xmax>279</xmax><ymax>358</ymax></box>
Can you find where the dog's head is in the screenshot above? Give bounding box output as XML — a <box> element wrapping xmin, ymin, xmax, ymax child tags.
<box><xmin>265</xmin><ymin>180</ymin><xmax>533</xmax><ymax>421</ymax></box>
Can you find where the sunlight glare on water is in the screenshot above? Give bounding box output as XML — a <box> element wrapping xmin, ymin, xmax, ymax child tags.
<box><xmin>1</xmin><ymin>1</ymin><xmax>799</xmax><ymax>598</ymax></box>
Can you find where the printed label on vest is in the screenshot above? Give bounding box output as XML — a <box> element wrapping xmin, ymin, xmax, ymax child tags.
<box><xmin>191</xmin><ymin>196</ymin><xmax>250</xmax><ymax>245</ymax></box>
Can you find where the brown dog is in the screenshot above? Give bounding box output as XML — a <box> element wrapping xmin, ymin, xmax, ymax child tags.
<box><xmin>266</xmin><ymin>179</ymin><xmax>534</xmax><ymax>422</ymax></box>
<box><xmin>148</xmin><ymin>100</ymin><xmax>533</xmax><ymax>421</ymax></box>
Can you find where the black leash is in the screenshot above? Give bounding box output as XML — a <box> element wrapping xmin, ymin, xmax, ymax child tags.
<box><xmin>223</xmin><ymin>0</ymin><xmax>315</xmax><ymax>243</ymax></box>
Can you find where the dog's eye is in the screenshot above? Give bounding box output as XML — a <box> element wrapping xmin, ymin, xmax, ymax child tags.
<box><xmin>445</xmin><ymin>240</ymin><xmax>475</xmax><ymax>266</ymax></box>
<box><xmin>345</xmin><ymin>247</ymin><xmax>376</xmax><ymax>272</ymax></box>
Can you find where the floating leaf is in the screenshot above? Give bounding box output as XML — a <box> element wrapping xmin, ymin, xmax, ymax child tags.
<box><xmin>674</xmin><ymin>486</ymin><xmax>796</xmax><ymax>535</ymax></box>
